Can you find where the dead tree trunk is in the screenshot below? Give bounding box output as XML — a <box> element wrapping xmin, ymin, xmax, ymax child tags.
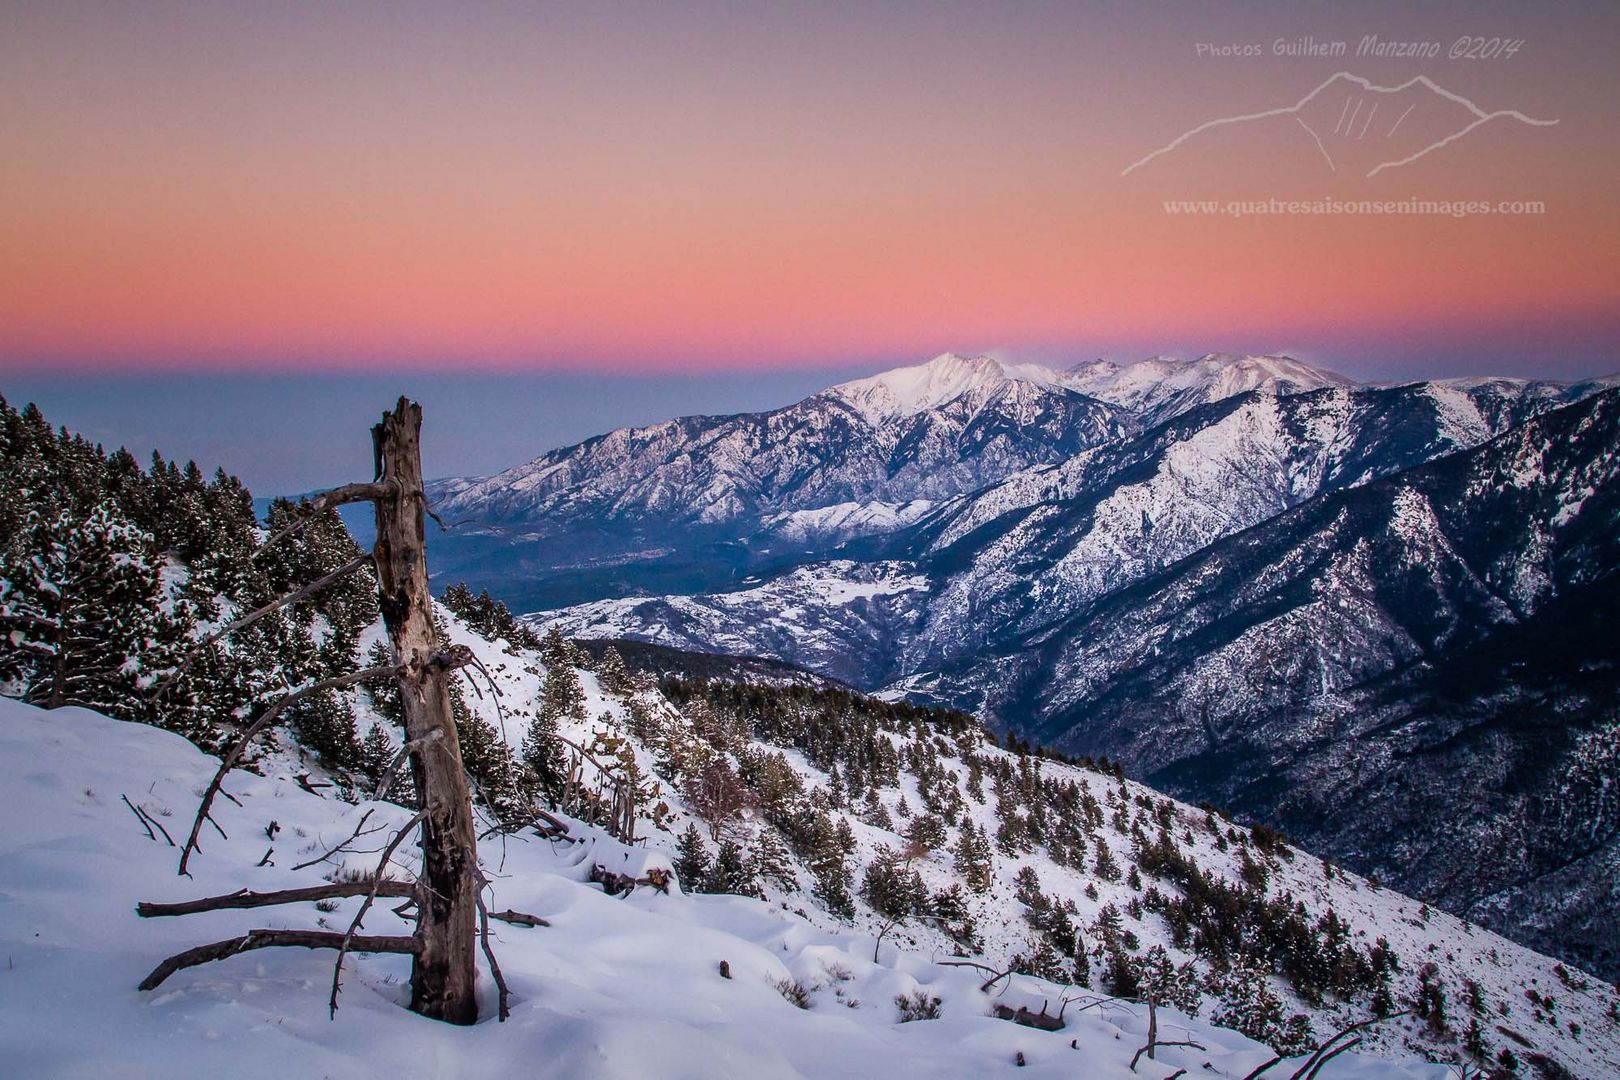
<box><xmin>371</xmin><ymin>398</ymin><xmax>481</xmax><ymax>1026</ymax></box>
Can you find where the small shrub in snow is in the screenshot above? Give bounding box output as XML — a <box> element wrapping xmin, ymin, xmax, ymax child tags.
<box><xmin>895</xmin><ymin>990</ymin><xmax>942</xmax><ymax>1022</ymax></box>
<box><xmin>773</xmin><ymin>976</ymin><xmax>812</xmax><ymax>1009</ymax></box>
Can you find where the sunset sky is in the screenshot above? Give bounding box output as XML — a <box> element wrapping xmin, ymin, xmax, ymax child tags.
<box><xmin>2</xmin><ymin>1</ymin><xmax>1617</xmax><ymax>489</ymax></box>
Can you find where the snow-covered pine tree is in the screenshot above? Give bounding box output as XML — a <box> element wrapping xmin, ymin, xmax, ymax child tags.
<box><xmin>1139</xmin><ymin>944</ymin><xmax>1203</xmax><ymax>1016</ymax></box>
<box><xmin>596</xmin><ymin>645</ymin><xmax>630</xmax><ymax>694</ymax></box>
<box><xmin>0</xmin><ymin>502</ymin><xmax>183</xmax><ymax>724</ymax></box>
<box><xmin>539</xmin><ymin>631</ymin><xmax>587</xmax><ymax>723</ymax></box>
<box><xmin>904</xmin><ymin>810</ymin><xmax>947</xmax><ymax>851</ymax></box>
<box><xmin>359</xmin><ymin>721</ymin><xmax>398</xmax><ymax>785</ymax></box>
<box><xmin>288</xmin><ymin>686</ymin><xmax>364</xmax><ymax>771</ymax></box>
<box><xmin>674</xmin><ymin>822</ymin><xmax>711</xmax><ymax>890</ymax></box>
<box><xmin>751</xmin><ymin>826</ymin><xmax>798</xmax><ymax>891</ymax></box>
<box><xmin>806</xmin><ymin>811</ymin><xmax>855</xmax><ymax>917</ymax></box>
<box><xmin>862</xmin><ymin>787</ymin><xmax>894</xmax><ymax>830</ymax></box>
<box><xmin>1210</xmin><ymin>954</ymin><xmax>1314</xmax><ymax>1055</ymax></box>
<box><xmin>953</xmin><ymin>823</ymin><xmax>995</xmax><ymax>893</ymax></box>
<box><xmin>521</xmin><ymin>704</ymin><xmax>569</xmax><ymax>805</ymax></box>
<box><xmin>861</xmin><ymin>848</ymin><xmax>927</xmax><ymax>920</ymax></box>
<box><xmin>707</xmin><ymin>839</ymin><xmax>761</xmax><ymax>898</ymax></box>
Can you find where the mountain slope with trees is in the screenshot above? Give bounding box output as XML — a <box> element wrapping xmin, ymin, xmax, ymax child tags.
<box><xmin>3</xmin><ymin>392</ymin><xmax>1617</xmax><ymax>1074</ymax></box>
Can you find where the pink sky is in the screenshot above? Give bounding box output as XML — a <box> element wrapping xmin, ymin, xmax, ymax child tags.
<box><xmin>2</xmin><ymin>2</ymin><xmax>1616</xmax><ymax>377</ymax></box>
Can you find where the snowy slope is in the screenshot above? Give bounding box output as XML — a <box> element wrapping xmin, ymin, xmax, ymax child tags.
<box><xmin>530</xmin><ymin>561</ymin><xmax>932</xmax><ymax>687</ymax></box>
<box><xmin>0</xmin><ymin>695</ymin><xmax>1501</xmax><ymax>1080</ymax></box>
<box><xmin>133</xmin><ymin>599</ymin><xmax>1620</xmax><ymax>1075</ymax></box>
<box><xmin>1066</xmin><ymin>354</ymin><xmax>1355</xmax><ymax>428</ymax></box>
<box><xmin>527</xmin><ymin>378</ymin><xmax>1601</xmax><ymax>686</ymax></box>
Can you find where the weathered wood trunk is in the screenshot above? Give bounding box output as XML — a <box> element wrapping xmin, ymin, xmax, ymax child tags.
<box><xmin>371</xmin><ymin>398</ymin><xmax>481</xmax><ymax>1025</ymax></box>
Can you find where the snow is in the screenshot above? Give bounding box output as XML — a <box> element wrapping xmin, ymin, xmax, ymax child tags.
<box><xmin>826</xmin><ymin>353</ymin><xmax>1074</xmax><ymax>422</ymax></box>
<box><xmin>759</xmin><ymin>500</ymin><xmax>937</xmax><ymax>543</ymax></box>
<box><xmin>1067</xmin><ymin>354</ymin><xmax>1354</xmax><ymax>422</ymax></box>
<box><xmin>0</xmin><ymin>697</ymin><xmax>1467</xmax><ymax>1080</ymax></box>
<box><xmin>822</xmin><ymin>352</ymin><xmax>1352</xmax><ymax>428</ymax></box>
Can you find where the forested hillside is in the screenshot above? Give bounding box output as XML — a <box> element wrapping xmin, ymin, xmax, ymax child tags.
<box><xmin>2</xmin><ymin>395</ymin><xmax>1617</xmax><ymax>1077</ymax></box>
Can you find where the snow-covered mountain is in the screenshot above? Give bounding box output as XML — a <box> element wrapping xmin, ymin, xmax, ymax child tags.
<box><xmin>10</xmin><ymin>379</ymin><xmax>1618</xmax><ymax>1077</ymax></box>
<box><xmin>532</xmin><ymin>378</ymin><xmax>1609</xmax><ymax>685</ymax></box>
<box><xmin>435</xmin><ymin>352</ymin><xmax>1351</xmax><ymax>534</ymax></box>
<box><xmin>526</xmin><ymin>381</ymin><xmax>1620</xmax><ymax>982</ymax></box>
<box><xmin>962</xmin><ymin>388</ymin><xmax>1620</xmax><ymax>982</ymax></box>
<box><xmin>1067</xmin><ymin>353</ymin><xmax>1355</xmax><ymax>429</ymax></box>
<box><xmin>8</xmin><ymin>636</ymin><xmax>1617</xmax><ymax>1077</ymax></box>
<box><xmin>423</xmin><ymin>352</ymin><xmax>1376</xmax><ymax>610</ymax></box>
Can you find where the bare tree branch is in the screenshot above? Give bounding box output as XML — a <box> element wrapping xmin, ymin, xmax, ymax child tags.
<box><xmin>178</xmin><ymin>665</ymin><xmax>395</xmax><ymax>876</ymax></box>
<box><xmin>1288</xmin><ymin>1014</ymin><xmax>1399</xmax><ymax>1080</ymax></box>
<box><xmin>1239</xmin><ymin>1055</ymin><xmax>1285</xmax><ymax>1080</ymax></box>
<box><xmin>330</xmin><ymin>810</ymin><xmax>425</xmax><ymax>1018</ymax></box>
<box><xmin>291</xmin><ymin>808</ymin><xmax>381</xmax><ymax>872</ymax></box>
<box><xmin>374</xmin><ymin>729</ymin><xmax>443</xmax><ymax>802</ymax></box>
<box><xmin>1241</xmin><ymin>1013</ymin><xmax>1402</xmax><ymax>1080</ymax></box>
<box><xmin>478</xmin><ymin>808</ymin><xmax>574</xmax><ymax>843</ymax></box>
<box><xmin>488</xmin><ymin>909</ymin><xmax>550</xmax><ymax>928</ymax></box>
<box><xmin>475</xmin><ymin>893</ymin><xmax>511</xmax><ymax>1021</ymax></box>
<box><xmin>122</xmin><ymin>794</ymin><xmax>157</xmax><ymax>842</ymax></box>
<box><xmin>1129</xmin><ymin>1039</ymin><xmax>1205</xmax><ymax>1072</ymax></box>
<box><xmin>137</xmin><ymin>880</ymin><xmax>416</xmax><ymax>918</ymax></box>
<box><xmin>253</xmin><ymin>482</ymin><xmax>396</xmax><ymax>562</ymax></box>
<box><xmin>295</xmin><ymin>773</ymin><xmax>332</xmax><ymax>797</ymax></box>
<box><xmin>1300</xmin><ymin>1038</ymin><xmax>1360</xmax><ymax>1080</ymax></box>
<box><xmin>138</xmin><ymin>929</ymin><xmax>418</xmax><ymax>992</ymax></box>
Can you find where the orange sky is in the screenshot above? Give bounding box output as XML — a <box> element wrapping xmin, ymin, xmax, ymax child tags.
<box><xmin>2</xmin><ymin>2</ymin><xmax>1616</xmax><ymax>377</ymax></box>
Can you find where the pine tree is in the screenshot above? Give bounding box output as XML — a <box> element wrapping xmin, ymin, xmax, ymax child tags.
<box><xmin>862</xmin><ymin>849</ymin><xmax>927</xmax><ymax>920</ymax></box>
<box><xmin>1013</xmin><ymin>865</ymin><xmax>1044</xmax><ymax>909</ymax></box>
<box><xmin>596</xmin><ymin>646</ymin><xmax>630</xmax><ymax>694</ymax></box>
<box><xmin>834</xmin><ymin>816</ymin><xmax>857</xmax><ymax>857</ymax></box>
<box><xmin>1463</xmin><ymin>1016</ymin><xmax>1487</xmax><ymax>1064</ymax></box>
<box><xmin>807</xmin><ymin>811</ymin><xmax>855</xmax><ymax>917</ymax></box>
<box><xmin>363</xmin><ymin>640</ymin><xmax>404</xmax><ymax>726</ymax></box>
<box><xmin>1102</xmin><ymin>942</ymin><xmax>1139</xmax><ymax>999</ymax></box>
<box><xmin>862</xmin><ymin>787</ymin><xmax>894</xmax><ymax>831</ymax></box>
<box><xmin>954</xmin><ymin>823</ymin><xmax>994</xmax><ymax>893</ymax></box>
<box><xmin>1413</xmin><ymin>962</ymin><xmax>1449</xmax><ymax>1038</ymax></box>
<box><xmin>708</xmin><ymin>839</ymin><xmax>761</xmax><ymax>898</ymax></box>
<box><xmin>0</xmin><ymin>502</ymin><xmax>179</xmax><ymax>723</ymax></box>
<box><xmin>1211</xmin><ymin>956</ymin><xmax>1314</xmax><ymax>1055</ymax></box>
<box><xmin>359</xmin><ymin>722</ymin><xmax>398</xmax><ymax>785</ymax></box>
<box><xmin>904</xmin><ymin>811</ymin><xmax>947</xmax><ymax>852</ymax></box>
<box><xmin>1093</xmin><ymin>836</ymin><xmax>1121</xmax><ymax>881</ymax></box>
<box><xmin>540</xmin><ymin>624</ymin><xmax>573</xmax><ymax>669</ymax></box>
<box><xmin>1014</xmin><ymin>939</ymin><xmax>1069</xmax><ymax>983</ymax></box>
<box><xmin>539</xmin><ymin>647</ymin><xmax>587</xmax><ymax>726</ymax></box>
<box><xmin>522</xmin><ymin>703</ymin><xmax>569</xmax><ymax>804</ymax></box>
<box><xmin>675</xmin><ymin>823</ymin><xmax>711</xmax><ymax>892</ymax></box>
<box><xmin>1139</xmin><ymin>945</ymin><xmax>1202</xmax><ymax>1016</ymax></box>
<box><xmin>288</xmin><ymin>686</ymin><xmax>363</xmax><ymax>770</ymax></box>
<box><xmin>751</xmin><ymin>826</ymin><xmax>799</xmax><ymax>891</ymax></box>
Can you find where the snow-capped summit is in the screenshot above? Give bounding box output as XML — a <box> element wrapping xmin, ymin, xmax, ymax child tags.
<box><xmin>1068</xmin><ymin>353</ymin><xmax>1354</xmax><ymax>426</ymax></box>
<box><xmin>821</xmin><ymin>351</ymin><xmax>1349</xmax><ymax>428</ymax></box>
<box><xmin>424</xmin><ymin>352</ymin><xmax>1132</xmax><ymax>608</ymax></box>
<box><xmin>823</xmin><ymin>352</ymin><xmax>1073</xmax><ymax>421</ymax></box>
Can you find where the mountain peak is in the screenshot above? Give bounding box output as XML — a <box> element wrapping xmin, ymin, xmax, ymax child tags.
<box><xmin>825</xmin><ymin>352</ymin><xmax>1069</xmax><ymax>420</ymax></box>
<box><xmin>1067</xmin><ymin>352</ymin><xmax>1354</xmax><ymax>422</ymax></box>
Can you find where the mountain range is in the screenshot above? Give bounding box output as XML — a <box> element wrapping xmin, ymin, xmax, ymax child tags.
<box><xmin>433</xmin><ymin>351</ymin><xmax>1620</xmax><ymax>979</ymax></box>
